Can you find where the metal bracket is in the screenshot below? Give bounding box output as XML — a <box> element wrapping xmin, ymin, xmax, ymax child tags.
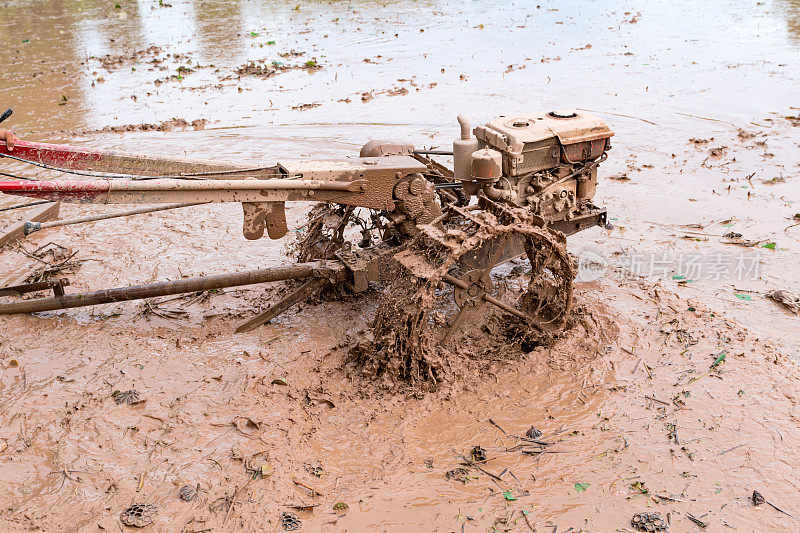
<box><xmin>334</xmin><ymin>242</ymin><xmax>370</xmax><ymax>293</ymax></box>
<box><xmin>242</xmin><ymin>201</ymin><xmax>287</xmax><ymax>240</ymax></box>
<box><xmin>548</xmin><ymin>207</ymin><xmax>607</xmax><ymax>236</ymax></box>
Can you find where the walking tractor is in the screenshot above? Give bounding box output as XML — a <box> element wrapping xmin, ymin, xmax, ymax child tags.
<box><xmin>0</xmin><ymin>110</ymin><xmax>612</xmax><ymax>362</ymax></box>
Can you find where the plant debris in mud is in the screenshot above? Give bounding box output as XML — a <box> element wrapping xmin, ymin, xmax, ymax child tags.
<box><xmin>292</xmin><ymin>203</ymin><xmax>349</xmax><ymax>263</ymax></box>
<box><xmin>630</xmin><ymin>511</ymin><xmax>667</xmax><ymax>532</ymax></box>
<box><xmin>236</xmin><ymin>58</ymin><xmax>321</xmax><ymax>78</ymax></box>
<box><xmin>15</xmin><ymin>242</ymin><xmax>83</xmax><ymax>285</ymax></box>
<box><xmin>749</xmin><ymin>490</ymin><xmax>797</xmax><ymax>519</ymax></box>
<box><xmin>119</xmin><ymin>503</ymin><xmax>158</xmax><ymax>527</ymax></box>
<box><xmin>90</xmin><ymin>46</ymin><xmax>163</xmax><ymax>70</ymax></box>
<box><xmin>69</xmin><ymin>118</ymin><xmax>207</xmax><ymax>135</ymax></box>
<box><xmin>686</xmin><ymin>513</ymin><xmax>709</xmax><ymax>528</ymax></box>
<box><xmin>112</xmin><ymin>389</ymin><xmax>143</xmax><ymax>405</ymax></box>
<box><xmin>469</xmin><ymin>445</ymin><xmax>487</xmax><ymax>463</ymax></box>
<box><xmin>280</xmin><ymin>511</ymin><xmax>302</xmax><ymax>531</ymax></box>
<box><xmin>525</xmin><ymin>426</ymin><xmax>543</xmax><ymax>439</ymax></box>
<box><xmin>179</xmin><ymin>483</ymin><xmax>200</xmax><ymax>502</ymax></box>
<box><xmin>444</xmin><ymin>467</ymin><xmax>471</xmax><ymax>482</ymax></box>
<box><xmin>304</xmin><ymin>463</ymin><xmax>324</xmax><ymax>477</ymax></box>
<box><xmin>766</xmin><ymin>289</ymin><xmax>800</xmax><ymax>314</ymax></box>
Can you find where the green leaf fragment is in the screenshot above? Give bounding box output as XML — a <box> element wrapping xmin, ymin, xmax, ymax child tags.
<box><xmin>711</xmin><ymin>351</ymin><xmax>727</xmax><ymax>368</ymax></box>
<box><xmin>574</xmin><ymin>482</ymin><xmax>589</xmax><ymax>492</ymax></box>
<box><xmin>762</xmin><ymin>242</ymin><xmax>776</xmax><ymax>250</ymax></box>
<box><xmin>734</xmin><ymin>293</ymin><xmax>751</xmax><ymax>301</ymax></box>
<box><xmin>503</xmin><ymin>491</ymin><xmax>517</xmax><ymax>501</ymax></box>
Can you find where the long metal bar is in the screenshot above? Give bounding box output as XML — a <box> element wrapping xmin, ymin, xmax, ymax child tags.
<box><xmin>0</xmin><ymin>200</ymin><xmax>51</xmax><ymax>212</ymax></box>
<box><xmin>101</xmin><ymin>178</ymin><xmax>365</xmax><ymax>191</ymax></box>
<box><xmin>0</xmin><ymin>261</ymin><xmax>345</xmax><ymax>314</ymax></box>
<box><xmin>1</xmin><ymin>140</ymin><xmax>276</xmax><ymax>177</ymax></box>
<box><xmin>23</xmin><ymin>202</ymin><xmax>207</xmax><ymax>235</ymax></box>
<box><xmin>413</xmin><ymin>150</ymin><xmax>453</xmax><ymax>156</ymax></box>
<box><xmin>0</xmin><ymin>178</ymin><xmax>365</xmax><ymax>194</ymax></box>
<box><xmin>1</xmin><ymin>151</ymin><xmax>283</xmax><ymax>180</ymax></box>
<box><xmin>0</xmin><ymin>178</ymin><xmax>367</xmax><ymax>204</ymax></box>
<box><xmin>234</xmin><ymin>278</ymin><xmax>326</xmax><ymax>333</ymax></box>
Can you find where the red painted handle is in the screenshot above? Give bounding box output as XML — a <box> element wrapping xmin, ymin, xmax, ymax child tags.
<box><xmin>0</xmin><ymin>140</ymin><xmax>104</xmax><ymax>169</ymax></box>
<box><xmin>0</xmin><ymin>179</ymin><xmax>109</xmax><ymax>201</ymax></box>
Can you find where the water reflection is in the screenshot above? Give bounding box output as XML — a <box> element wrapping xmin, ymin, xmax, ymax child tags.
<box><xmin>777</xmin><ymin>0</ymin><xmax>800</xmax><ymax>42</ymax></box>
<box><xmin>0</xmin><ymin>0</ymin><xmax>799</xmax><ymax>142</ymax></box>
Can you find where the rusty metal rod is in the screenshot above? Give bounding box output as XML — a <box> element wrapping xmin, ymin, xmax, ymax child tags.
<box><xmin>23</xmin><ymin>202</ymin><xmax>207</xmax><ymax>235</ymax></box>
<box><xmin>0</xmin><ymin>261</ymin><xmax>343</xmax><ymax>314</ymax></box>
<box><xmin>0</xmin><ymin>177</ymin><xmax>368</xmax><ymax>203</ymax></box>
<box><xmin>97</xmin><ymin>178</ymin><xmax>365</xmax><ymax>192</ymax></box>
<box><xmin>0</xmin><ymin>200</ymin><xmax>51</xmax><ymax>212</ymax></box>
<box><xmin>0</xmin><ymin>278</ymin><xmax>69</xmax><ymax>297</ymax></box>
<box><xmin>414</xmin><ymin>150</ymin><xmax>453</xmax><ymax>156</ymax></box>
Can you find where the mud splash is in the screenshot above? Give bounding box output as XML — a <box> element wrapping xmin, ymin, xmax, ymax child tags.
<box><xmin>355</xmin><ymin>210</ymin><xmax>575</xmax><ymax>389</ymax></box>
<box><xmin>354</xmin><ymin>270</ymin><xmax>442</xmax><ymax>388</ymax></box>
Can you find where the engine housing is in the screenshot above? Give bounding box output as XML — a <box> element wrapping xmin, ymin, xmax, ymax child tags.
<box><xmin>473</xmin><ymin>111</ymin><xmax>612</xmax><ymax>177</ymax></box>
<box><xmin>470</xmin><ymin>111</ymin><xmax>613</xmax><ymax>220</ymax></box>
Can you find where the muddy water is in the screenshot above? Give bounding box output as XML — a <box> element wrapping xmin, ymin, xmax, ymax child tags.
<box><xmin>1</xmin><ymin>0</ymin><xmax>798</xmax><ymax>341</ymax></box>
<box><xmin>2</xmin><ymin>0</ymin><xmax>800</xmax><ymax>531</ymax></box>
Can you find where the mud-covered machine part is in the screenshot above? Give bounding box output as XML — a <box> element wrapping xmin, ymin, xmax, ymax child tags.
<box><xmin>356</xmin><ymin>110</ymin><xmax>611</xmax><ymax>346</ymax></box>
<box><xmin>0</xmin><ymin>110</ymin><xmax>613</xmax><ymax>360</ymax></box>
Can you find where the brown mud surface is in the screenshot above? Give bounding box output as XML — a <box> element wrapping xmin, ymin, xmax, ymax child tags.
<box><xmin>2</xmin><ymin>278</ymin><xmax>799</xmax><ymax>531</ymax></box>
<box><xmin>2</xmin><ymin>0</ymin><xmax>800</xmax><ymax>531</ymax></box>
<box><xmin>69</xmin><ymin>119</ymin><xmax>209</xmax><ymax>135</ymax></box>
